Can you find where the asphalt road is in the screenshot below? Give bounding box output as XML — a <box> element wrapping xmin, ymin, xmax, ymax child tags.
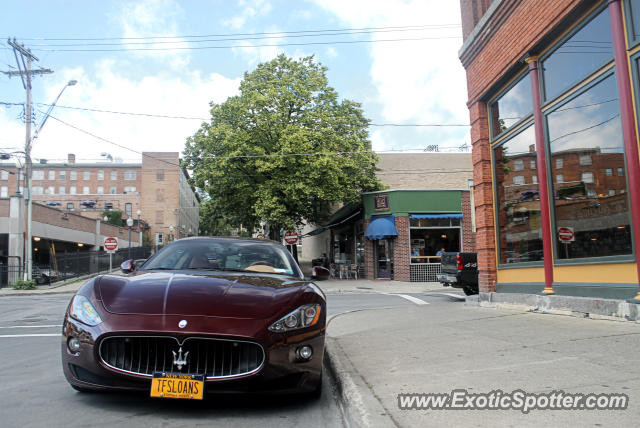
<box><xmin>0</xmin><ymin>291</ymin><xmax>464</xmax><ymax>428</ymax></box>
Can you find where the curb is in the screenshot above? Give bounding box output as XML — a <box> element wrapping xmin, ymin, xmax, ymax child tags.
<box><xmin>466</xmin><ymin>292</ymin><xmax>640</xmax><ymax>322</ymax></box>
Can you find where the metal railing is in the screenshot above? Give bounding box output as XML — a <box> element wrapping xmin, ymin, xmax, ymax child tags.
<box><xmin>0</xmin><ymin>247</ymin><xmax>155</xmax><ymax>288</ymax></box>
<box><xmin>410</xmin><ymin>263</ymin><xmax>442</xmax><ymax>282</ymax></box>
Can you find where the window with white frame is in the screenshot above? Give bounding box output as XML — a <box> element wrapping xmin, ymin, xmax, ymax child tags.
<box><xmin>530</xmin><ymin>160</ymin><xmax>536</xmax><ymax>170</ymax></box>
<box><xmin>556</xmin><ymin>174</ymin><xmax>564</xmax><ymax>183</ymax></box>
<box><xmin>32</xmin><ymin>170</ymin><xmax>44</xmax><ymax>180</ymax></box>
<box><xmin>58</xmin><ymin>186</ymin><xmax>66</xmax><ymax>195</ymax></box>
<box><xmin>110</xmin><ymin>186</ymin><xmax>117</xmax><ymax>194</ymax></box>
<box><xmin>97</xmin><ymin>186</ymin><xmax>104</xmax><ymax>194</ymax></box>
<box><xmin>618</xmin><ymin>167</ymin><xmax>624</xmax><ymax>176</ymax></box>
<box><xmin>579</xmin><ymin>154</ymin><xmax>592</xmax><ymax>166</ymax></box>
<box><xmin>83</xmin><ymin>186</ymin><xmax>90</xmax><ymax>194</ymax></box>
<box><xmin>69</xmin><ymin>186</ymin><xmax>77</xmax><ymax>195</ymax></box>
<box><xmin>59</xmin><ymin>170</ymin><xmax>66</xmax><ymax>180</ymax></box>
<box><xmin>513</xmin><ymin>159</ymin><xmax>524</xmax><ymax>171</ymax></box>
<box><xmin>513</xmin><ymin>175</ymin><xmax>525</xmax><ymax>185</ymax></box>
<box><xmin>532</xmin><ymin>175</ymin><xmax>538</xmax><ymax>184</ymax></box>
<box><xmin>0</xmin><ymin>186</ymin><xmax>7</xmax><ymax>198</ymax></box>
<box><xmin>97</xmin><ymin>170</ymin><xmax>104</xmax><ymax>180</ymax></box>
<box><xmin>70</xmin><ymin>170</ymin><xmax>77</xmax><ymax>180</ymax></box>
<box><xmin>32</xmin><ymin>186</ymin><xmax>43</xmax><ymax>195</ymax></box>
<box><xmin>555</xmin><ymin>158</ymin><xmax>563</xmax><ymax>169</ymax></box>
<box><xmin>0</xmin><ymin>170</ymin><xmax>8</xmax><ymax>180</ymax></box>
<box><xmin>124</xmin><ymin>185</ymin><xmax>136</xmax><ymax>193</ymax></box>
<box><xmin>581</xmin><ymin>172</ymin><xmax>594</xmax><ymax>183</ymax></box>
<box><xmin>124</xmin><ymin>170</ymin><xmax>137</xmax><ymax>180</ymax></box>
<box><xmin>46</xmin><ymin>186</ymin><xmax>55</xmax><ymax>195</ymax></box>
<box><xmin>49</xmin><ymin>170</ymin><xmax>55</xmax><ymax>180</ymax></box>
<box><xmin>83</xmin><ymin>171</ymin><xmax>90</xmax><ymax>180</ymax></box>
<box><xmin>605</xmin><ymin>168</ymin><xmax>613</xmax><ymax>176</ymax></box>
<box><xmin>110</xmin><ymin>170</ymin><xmax>117</xmax><ymax>180</ymax></box>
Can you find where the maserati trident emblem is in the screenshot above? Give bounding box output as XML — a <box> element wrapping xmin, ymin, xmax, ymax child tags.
<box><xmin>172</xmin><ymin>347</ymin><xmax>189</xmax><ymax>371</ymax></box>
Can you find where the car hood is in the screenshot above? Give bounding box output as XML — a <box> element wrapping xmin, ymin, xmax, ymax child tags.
<box><xmin>97</xmin><ymin>272</ymin><xmax>307</xmax><ymax>319</ymax></box>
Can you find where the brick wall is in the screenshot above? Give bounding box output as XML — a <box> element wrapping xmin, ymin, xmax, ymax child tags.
<box><xmin>364</xmin><ymin>219</ymin><xmax>375</xmax><ymax>279</ymax></box>
<box><xmin>461</xmin><ymin>190</ymin><xmax>476</xmax><ymax>252</ymax></box>
<box><xmin>460</xmin><ymin>0</ymin><xmax>492</xmax><ymax>40</ymax></box>
<box><xmin>394</xmin><ymin>216</ymin><xmax>410</xmax><ymax>281</ymax></box>
<box><xmin>461</xmin><ymin>0</ymin><xmax>584</xmax><ymax>103</ymax></box>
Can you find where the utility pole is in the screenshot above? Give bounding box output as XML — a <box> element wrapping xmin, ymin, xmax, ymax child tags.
<box><xmin>5</xmin><ymin>38</ymin><xmax>53</xmax><ymax>281</ymax></box>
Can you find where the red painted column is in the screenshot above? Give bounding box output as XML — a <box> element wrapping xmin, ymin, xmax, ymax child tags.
<box><xmin>525</xmin><ymin>57</ymin><xmax>554</xmax><ymax>294</ymax></box>
<box><xmin>609</xmin><ymin>0</ymin><xmax>640</xmax><ymax>300</ymax></box>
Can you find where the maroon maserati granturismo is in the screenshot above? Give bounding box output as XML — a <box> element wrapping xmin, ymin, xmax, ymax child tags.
<box><xmin>61</xmin><ymin>237</ymin><xmax>326</xmax><ymax>400</ymax></box>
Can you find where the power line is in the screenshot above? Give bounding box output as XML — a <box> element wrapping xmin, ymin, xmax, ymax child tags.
<box><xmin>34</xmin><ymin>103</ymin><xmax>470</xmax><ymax>127</ymax></box>
<box><xmin>25</xmin><ymin>36</ymin><xmax>462</xmax><ymax>52</ymax></box>
<box><xmin>25</xmin><ymin>26</ymin><xmax>462</xmax><ymax>48</ymax></box>
<box><xmin>42</xmin><ymin>111</ymin><xmax>470</xmax><ymax>164</ymax></box>
<box><xmin>19</xmin><ymin>24</ymin><xmax>461</xmax><ymax>42</ymax></box>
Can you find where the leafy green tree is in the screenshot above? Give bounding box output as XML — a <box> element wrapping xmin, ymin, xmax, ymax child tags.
<box><xmin>184</xmin><ymin>54</ymin><xmax>382</xmax><ymax>232</ymax></box>
<box><xmin>101</xmin><ymin>210</ymin><xmax>124</xmax><ymax>227</ymax></box>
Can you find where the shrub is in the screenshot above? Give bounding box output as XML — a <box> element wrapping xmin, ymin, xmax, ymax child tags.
<box><xmin>12</xmin><ymin>279</ymin><xmax>37</xmax><ymax>290</ymax></box>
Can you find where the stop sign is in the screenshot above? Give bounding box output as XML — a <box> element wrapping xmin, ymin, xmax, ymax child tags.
<box><xmin>558</xmin><ymin>227</ymin><xmax>574</xmax><ymax>242</ymax></box>
<box><xmin>283</xmin><ymin>231</ymin><xmax>298</xmax><ymax>245</ymax></box>
<box><xmin>104</xmin><ymin>237</ymin><xmax>119</xmax><ymax>252</ymax></box>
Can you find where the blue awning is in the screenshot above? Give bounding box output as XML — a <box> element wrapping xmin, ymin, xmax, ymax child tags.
<box><xmin>410</xmin><ymin>213</ymin><xmax>463</xmax><ymax>219</ymax></box>
<box><xmin>365</xmin><ymin>216</ymin><xmax>397</xmax><ymax>240</ymax></box>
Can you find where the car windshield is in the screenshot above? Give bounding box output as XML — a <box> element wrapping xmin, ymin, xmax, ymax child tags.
<box><xmin>142</xmin><ymin>240</ymin><xmax>299</xmax><ymax>276</ymax></box>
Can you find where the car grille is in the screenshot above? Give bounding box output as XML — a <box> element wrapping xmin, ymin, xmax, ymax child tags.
<box><xmin>99</xmin><ymin>336</ymin><xmax>265</xmax><ymax>379</ymax></box>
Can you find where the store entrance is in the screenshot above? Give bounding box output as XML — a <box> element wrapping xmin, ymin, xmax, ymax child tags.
<box><xmin>375</xmin><ymin>239</ymin><xmax>393</xmax><ymax>279</ymax></box>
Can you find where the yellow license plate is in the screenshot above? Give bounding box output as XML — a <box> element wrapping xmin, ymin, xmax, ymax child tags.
<box><xmin>150</xmin><ymin>372</ymin><xmax>204</xmax><ymax>400</ymax></box>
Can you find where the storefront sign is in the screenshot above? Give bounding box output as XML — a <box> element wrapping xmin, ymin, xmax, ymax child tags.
<box><xmin>374</xmin><ymin>194</ymin><xmax>389</xmax><ymax>211</ymax></box>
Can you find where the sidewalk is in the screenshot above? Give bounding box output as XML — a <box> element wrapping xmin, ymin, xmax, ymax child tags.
<box><xmin>0</xmin><ymin>270</ymin><xmax>123</xmax><ymax>297</ymax></box>
<box><xmin>325</xmin><ymin>302</ymin><xmax>640</xmax><ymax>427</ymax></box>
<box><xmin>316</xmin><ymin>278</ymin><xmax>448</xmax><ymax>295</ymax></box>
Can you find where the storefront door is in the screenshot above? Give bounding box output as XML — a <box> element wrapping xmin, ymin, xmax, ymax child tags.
<box><xmin>375</xmin><ymin>239</ymin><xmax>393</xmax><ymax>279</ymax></box>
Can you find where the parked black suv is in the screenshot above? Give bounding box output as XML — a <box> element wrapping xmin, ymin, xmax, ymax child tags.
<box><xmin>436</xmin><ymin>252</ymin><xmax>478</xmax><ymax>295</ymax></box>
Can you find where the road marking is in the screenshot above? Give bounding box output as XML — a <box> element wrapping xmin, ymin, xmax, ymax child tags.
<box><xmin>431</xmin><ymin>292</ymin><xmax>466</xmax><ymax>300</ymax></box>
<box><xmin>0</xmin><ymin>333</ymin><xmax>59</xmax><ymax>338</ymax></box>
<box><xmin>394</xmin><ymin>294</ymin><xmax>429</xmax><ymax>305</ymax></box>
<box><xmin>0</xmin><ymin>325</ymin><xmax>61</xmax><ymax>329</ymax></box>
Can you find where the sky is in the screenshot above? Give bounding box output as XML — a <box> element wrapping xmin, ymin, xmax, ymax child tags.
<box><xmin>0</xmin><ymin>0</ymin><xmax>470</xmax><ymax>165</ymax></box>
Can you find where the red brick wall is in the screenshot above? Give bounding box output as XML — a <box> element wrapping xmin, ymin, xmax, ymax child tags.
<box><xmin>461</xmin><ymin>190</ymin><xmax>476</xmax><ymax>252</ymax></box>
<box><xmin>364</xmin><ymin>219</ymin><xmax>374</xmax><ymax>279</ymax></box>
<box><xmin>461</xmin><ymin>0</ymin><xmax>583</xmax><ymax>103</ymax></box>
<box><xmin>460</xmin><ymin>0</ymin><xmax>492</xmax><ymax>40</ymax></box>
<box><xmin>394</xmin><ymin>216</ymin><xmax>410</xmax><ymax>281</ymax></box>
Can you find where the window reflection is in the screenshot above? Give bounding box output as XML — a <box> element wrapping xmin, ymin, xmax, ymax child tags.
<box><xmin>490</xmin><ymin>73</ymin><xmax>533</xmax><ymax>138</ymax></box>
<box><xmin>494</xmin><ymin>124</ymin><xmax>543</xmax><ymax>264</ymax></box>
<box><xmin>542</xmin><ymin>8</ymin><xmax>613</xmax><ymax>101</ymax></box>
<box><xmin>547</xmin><ymin>74</ymin><xmax>632</xmax><ymax>259</ymax></box>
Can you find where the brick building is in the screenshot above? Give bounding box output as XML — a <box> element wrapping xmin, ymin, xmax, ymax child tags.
<box><xmin>0</xmin><ymin>152</ymin><xmax>199</xmax><ymax>258</ymax></box>
<box><xmin>459</xmin><ymin>0</ymin><xmax>640</xmax><ymax>299</ymax></box>
<box><xmin>300</xmin><ymin>153</ymin><xmax>475</xmax><ymax>281</ymax></box>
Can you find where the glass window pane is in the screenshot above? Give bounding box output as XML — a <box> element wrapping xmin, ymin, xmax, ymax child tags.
<box><xmin>542</xmin><ymin>8</ymin><xmax>613</xmax><ymax>101</ymax></box>
<box><xmin>546</xmin><ymin>74</ymin><xmax>632</xmax><ymax>259</ymax></box>
<box><xmin>625</xmin><ymin>0</ymin><xmax>640</xmax><ymax>47</ymax></box>
<box><xmin>494</xmin><ymin>124</ymin><xmax>543</xmax><ymax>264</ymax></box>
<box><xmin>490</xmin><ymin>73</ymin><xmax>533</xmax><ymax>138</ymax></box>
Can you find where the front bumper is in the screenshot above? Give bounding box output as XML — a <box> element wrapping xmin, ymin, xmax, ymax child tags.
<box><xmin>61</xmin><ymin>314</ymin><xmax>325</xmax><ymax>395</ymax></box>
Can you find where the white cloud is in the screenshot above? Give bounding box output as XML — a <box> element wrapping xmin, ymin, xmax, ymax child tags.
<box><xmin>23</xmin><ymin>63</ymin><xmax>240</xmax><ymax>163</ymax></box>
<box><xmin>114</xmin><ymin>0</ymin><xmax>191</xmax><ymax>70</ymax></box>
<box><xmin>311</xmin><ymin>0</ymin><xmax>469</xmax><ymax>150</ymax></box>
<box><xmin>325</xmin><ymin>47</ymin><xmax>338</xmax><ymax>58</ymax></box>
<box><xmin>223</xmin><ymin>0</ymin><xmax>273</xmax><ymax>29</ymax></box>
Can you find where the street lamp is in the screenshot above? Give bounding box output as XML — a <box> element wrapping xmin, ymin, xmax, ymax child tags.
<box><xmin>25</xmin><ymin>79</ymin><xmax>77</xmax><ymax>280</ymax></box>
<box><xmin>126</xmin><ymin>217</ymin><xmax>134</xmax><ymax>259</ymax></box>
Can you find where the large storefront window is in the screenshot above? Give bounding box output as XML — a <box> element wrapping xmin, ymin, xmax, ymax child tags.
<box><xmin>546</xmin><ymin>73</ymin><xmax>632</xmax><ymax>260</ymax></box>
<box><xmin>409</xmin><ymin>216</ymin><xmax>462</xmax><ymax>263</ymax></box>
<box><xmin>541</xmin><ymin>7</ymin><xmax>613</xmax><ymax>102</ymax></box>
<box><xmin>494</xmin><ymin>124</ymin><xmax>543</xmax><ymax>264</ymax></box>
<box><xmin>624</xmin><ymin>0</ymin><xmax>640</xmax><ymax>48</ymax></box>
<box><xmin>489</xmin><ymin>73</ymin><xmax>533</xmax><ymax>138</ymax></box>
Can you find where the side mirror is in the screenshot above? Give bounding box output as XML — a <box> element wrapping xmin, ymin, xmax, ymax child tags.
<box><xmin>120</xmin><ymin>259</ymin><xmax>136</xmax><ymax>274</ymax></box>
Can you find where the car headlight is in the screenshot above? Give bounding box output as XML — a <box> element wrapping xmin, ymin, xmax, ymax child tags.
<box><xmin>268</xmin><ymin>304</ymin><xmax>322</xmax><ymax>333</ymax></box>
<box><xmin>69</xmin><ymin>295</ymin><xmax>103</xmax><ymax>326</ymax></box>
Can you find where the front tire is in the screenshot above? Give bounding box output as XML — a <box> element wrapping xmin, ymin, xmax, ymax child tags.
<box><xmin>463</xmin><ymin>285</ymin><xmax>478</xmax><ymax>296</ymax></box>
